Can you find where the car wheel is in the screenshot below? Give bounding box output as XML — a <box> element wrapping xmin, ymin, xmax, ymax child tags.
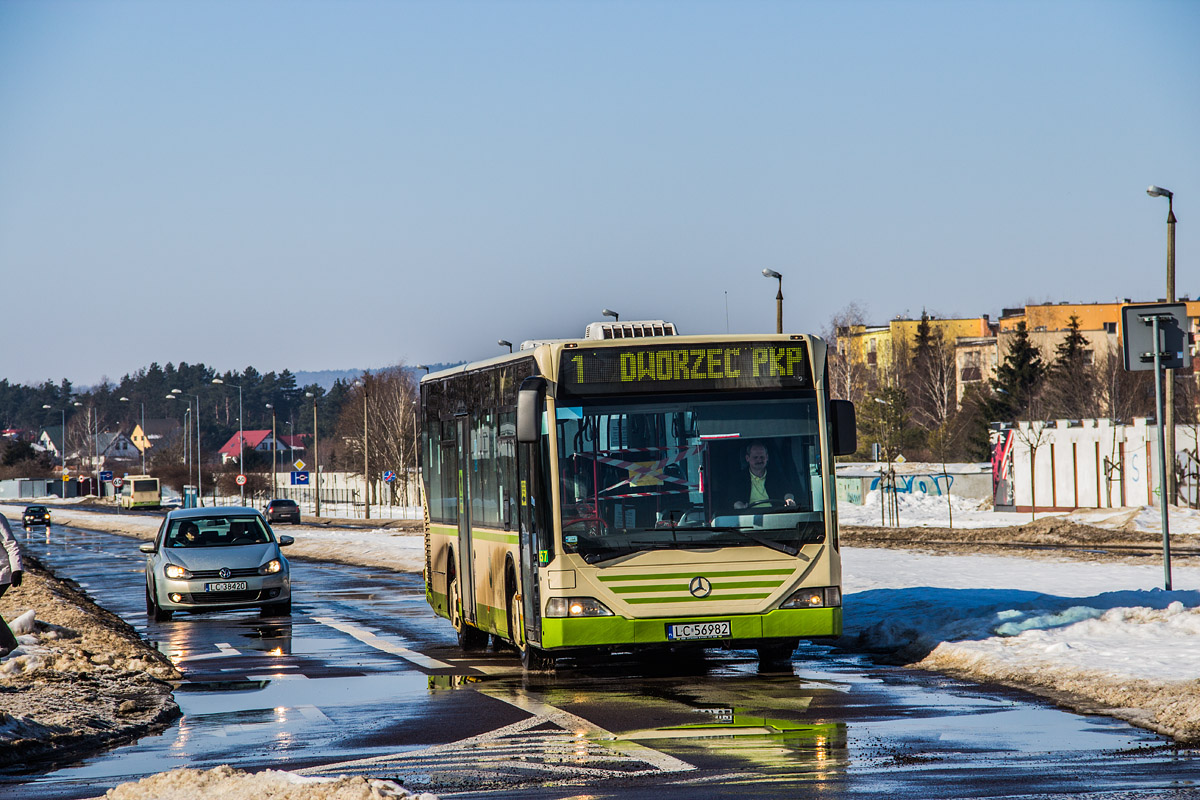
<box><xmin>147</xmin><ymin>583</ymin><xmax>173</xmax><ymax>622</ymax></box>
<box><xmin>261</xmin><ymin>599</ymin><xmax>292</xmax><ymax>616</ymax></box>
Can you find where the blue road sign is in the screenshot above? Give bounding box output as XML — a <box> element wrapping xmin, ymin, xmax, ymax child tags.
<box><xmin>99</xmin><ymin>470</ymin><xmax>113</xmax><ymax>482</ymax></box>
<box><xmin>383</xmin><ymin>470</ymin><xmax>397</xmax><ymax>483</ymax></box>
<box><xmin>291</xmin><ymin>471</ymin><xmax>310</xmax><ymax>485</ymax></box>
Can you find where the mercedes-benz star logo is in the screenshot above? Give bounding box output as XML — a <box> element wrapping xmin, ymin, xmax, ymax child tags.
<box><xmin>689</xmin><ymin>576</ymin><xmax>712</xmax><ymax>598</ymax></box>
<box><xmin>218</xmin><ymin>568</ymin><xmax>232</xmax><ymax>579</ymax></box>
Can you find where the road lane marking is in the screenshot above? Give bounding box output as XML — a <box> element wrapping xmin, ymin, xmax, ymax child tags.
<box><xmin>312</xmin><ymin>616</ymin><xmax>455</xmax><ymax>670</ymax></box>
<box><xmin>172</xmin><ymin>642</ymin><xmax>241</xmax><ymax>662</ymax></box>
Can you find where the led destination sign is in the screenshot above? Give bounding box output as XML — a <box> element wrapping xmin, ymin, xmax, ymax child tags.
<box><xmin>561</xmin><ymin>342</ymin><xmax>811</xmax><ymax>395</ymax></box>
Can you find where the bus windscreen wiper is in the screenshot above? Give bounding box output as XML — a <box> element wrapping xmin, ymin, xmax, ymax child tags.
<box><xmin>686</xmin><ymin>526</ymin><xmax>799</xmax><ymax>557</ymax></box>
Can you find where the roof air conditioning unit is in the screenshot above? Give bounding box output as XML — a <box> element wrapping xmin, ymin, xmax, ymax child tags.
<box><xmin>583</xmin><ymin>320</ymin><xmax>679</xmax><ymax>340</ymax></box>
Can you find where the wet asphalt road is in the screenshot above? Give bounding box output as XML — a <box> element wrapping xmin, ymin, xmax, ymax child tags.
<box><xmin>5</xmin><ymin>521</ymin><xmax>1200</xmax><ymax>800</ymax></box>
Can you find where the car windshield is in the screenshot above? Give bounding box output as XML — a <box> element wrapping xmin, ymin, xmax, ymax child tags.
<box><xmin>556</xmin><ymin>394</ymin><xmax>825</xmax><ymax>563</ymax></box>
<box><xmin>271</xmin><ymin>500</ymin><xmax>296</xmax><ymax>507</ymax></box>
<box><xmin>166</xmin><ymin>516</ymin><xmax>273</xmax><ymax>548</ymax></box>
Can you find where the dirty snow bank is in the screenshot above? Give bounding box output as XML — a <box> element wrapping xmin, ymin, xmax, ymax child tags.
<box><xmin>103</xmin><ymin>764</ymin><xmax>438</xmax><ymax>800</ymax></box>
<box><xmin>841</xmin><ymin>547</ymin><xmax>1200</xmax><ymax>742</ymax></box>
<box><xmin>0</xmin><ymin>551</ymin><xmax>181</xmax><ymax>768</ymax></box>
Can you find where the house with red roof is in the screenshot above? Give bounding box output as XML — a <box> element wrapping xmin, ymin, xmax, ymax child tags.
<box><xmin>217</xmin><ymin>430</ymin><xmax>284</xmax><ymax>464</ymax></box>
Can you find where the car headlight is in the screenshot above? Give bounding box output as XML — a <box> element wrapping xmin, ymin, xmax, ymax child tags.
<box><xmin>259</xmin><ymin>559</ymin><xmax>283</xmax><ymax>575</ymax></box>
<box><xmin>164</xmin><ymin>564</ymin><xmax>191</xmax><ymax>580</ymax></box>
<box><xmin>544</xmin><ymin>597</ymin><xmax>614</xmax><ymax>618</ymax></box>
<box><xmin>780</xmin><ymin>586</ymin><xmax>841</xmax><ymax>609</ymax></box>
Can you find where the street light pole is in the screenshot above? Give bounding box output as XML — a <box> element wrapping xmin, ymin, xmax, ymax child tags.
<box><xmin>266</xmin><ymin>403</ymin><xmax>277</xmax><ymax>499</ymax></box>
<box><xmin>762</xmin><ymin>269</ymin><xmax>783</xmax><ymax>334</ymax></box>
<box><xmin>212</xmin><ymin>379</ymin><xmax>244</xmax><ymax>504</ymax></box>
<box><xmin>356</xmin><ymin>380</ymin><xmax>370</xmax><ymax>520</ymax></box>
<box><xmin>1148</xmin><ymin>185</ymin><xmax>1177</xmax><ymax>503</ymax></box>
<box><xmin>306</xmin><ymin>392</ymin><xmax>321</xmax><ymax>518</ymax></box>
<box><xmin>118</xmin><ymin>397</ymin><xmax>146</xmax><ymax>473</ymax></box>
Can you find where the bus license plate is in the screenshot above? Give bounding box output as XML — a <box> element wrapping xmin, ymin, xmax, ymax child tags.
<box><xmin>666</xmin><ymin>621</ymin><xmax>731</xmax><ymax>641</ymax></box>
<box><xmin>205</xmin><ymin>581</ymin><xmax>248</xmax><ymax>592</ymax></box>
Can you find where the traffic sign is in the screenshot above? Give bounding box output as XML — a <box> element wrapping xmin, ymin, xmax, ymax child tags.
<box><xmin>62</xmin><ymin>474</ymin><xmax>69</xmax><ymax>482</ymax></box>
<box><xmin>294</xmin><ymin>459</ymin><xmax>306</xmax><ymax>471</ymax></box>
<box><xmin>236</xmin><ymin>474</ymin><xmax>247</xmax><ymax>486</ymax></box>
<box><xmin>383</xmin><ymin>470</ymin><xmax>397</xmax><ymax>483</ymax></box>
<box><xmin>100</xmin><ymin>470</ymin><xmax>113</xmax><ymax>482</ymax></box>
<box><xmin>113</xmin><ymin>477</ymin><xmax>125</xmax><ymax>488</ymax></box>
<box><xmin>291</xmin><ymin>471</ymin><xmax>310</xmax><ymax>485</ymax></box>
<box><xmin>62</xmin><ymin>468</ymin><xmax>69</xmax><ymax>477</ymax></box>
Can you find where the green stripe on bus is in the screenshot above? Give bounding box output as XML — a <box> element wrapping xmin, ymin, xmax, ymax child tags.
<box><xmin>471</xmin><ymin>530</ymin><xmax>519</xmax><ymax>544</ymax></box>
<box><xmin>609</xmin><ymin>580</ymin><xmax>784</xmax><ymax>594</ymax></box>
<box><xmin>623</xmin><ymin>593</ymin><xmax>773</xmax><ymax>604</ymax></box>
<box><xmin>598</xmin><ymin>569</ymin><xmax>794</xmax><ymax>582</ymax></box>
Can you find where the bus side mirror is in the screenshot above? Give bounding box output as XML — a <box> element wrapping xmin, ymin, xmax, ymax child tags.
<box><xmin>831</xmin><ymin>400</ymin><xmax>857</xmax><ymax>456</ymax></box>
<box><xmin>516</xmin><ymin>377</ymin><xmax>547</xmax><ymax>444</ymax></box>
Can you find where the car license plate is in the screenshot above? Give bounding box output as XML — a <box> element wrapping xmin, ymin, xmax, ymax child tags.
<box><xmin>205</xmin><ymin>581</ymin><xmax>248</xmax><ymax>592</ymax></box>
<box><xmin>666</xmin><ymin>621</ymin><xmax>731</xmax><ymax>641</ymax></box>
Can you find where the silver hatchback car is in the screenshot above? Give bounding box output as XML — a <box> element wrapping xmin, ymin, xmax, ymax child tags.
<box><xmin>141</xmin><ymin>507</ymin><xmax>293</xmax><ymax>621</ymax></box>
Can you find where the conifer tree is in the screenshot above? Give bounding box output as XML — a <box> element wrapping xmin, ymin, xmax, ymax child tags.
<box><xmin>990</xmin><ymin>321</ymin><xmax>1045</xmax><ymax>420</ymax></box>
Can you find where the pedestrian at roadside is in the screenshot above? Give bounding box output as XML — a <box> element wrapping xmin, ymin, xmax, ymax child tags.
<box><xmin>0</xmin><ymin>514</ymin><xmax>25</xmax><ymax>657</ymax></box>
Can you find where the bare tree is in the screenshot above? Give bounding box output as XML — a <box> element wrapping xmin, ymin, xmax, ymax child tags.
<box><xmin>824</xmin><ymin>303</ymin><xmax>869</xmax><ymax>405</ymax></box>
<box><xmin>909</xmin><ymin>322</ymin><xmax>958</xmax><ymax>434</ymax></box>
<box><xmin>335</xmin><ymin>366</ymin><xmax>420</xmax><ymax>509</ymax></box>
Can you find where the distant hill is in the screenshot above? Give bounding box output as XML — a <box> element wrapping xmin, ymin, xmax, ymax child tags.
<box><xmin>293</xmin><ymin>363</ymin><xmax>463</xmax><ymax>391</ymax></box>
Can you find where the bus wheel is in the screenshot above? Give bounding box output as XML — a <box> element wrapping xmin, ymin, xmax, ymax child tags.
<box><xmin>508</xmin><ymin>591</ymin><xmax>554</xmax><ymax>671</ymax></box>
<box><xmin>756</xmin><ymin>638</ymin><xmax>798</xmax><ymax>667</ymax></box>
<box><xmin>449</xmin><ymin>575</ymin><xmax>488</xmax><ymax>650</ymax></box>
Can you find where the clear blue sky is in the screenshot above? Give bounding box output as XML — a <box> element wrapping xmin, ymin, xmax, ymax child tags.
<box><xmin>2</xmin><ymin>0</ymin><xmax>1196</xmax><ymax>386</ymax></box>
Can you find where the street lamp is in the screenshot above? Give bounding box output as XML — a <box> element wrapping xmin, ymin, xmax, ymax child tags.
<box><xmin>762</xmin><ymin>269</ymin><xmax>783</xmax><ymax>334</ymax></box>
<box><xmin>41</xmin><ymin>404</ymin><xmax>65</xmax><ymax>471</ymax></box>
<box><xmin>172</xmin><ymin>388</ymin><xmax>203</xmax><ymax>506</ymax></box>
<box><xmin>1148</xmin><ymin>185</ymin><xmax>1178</xmax><ymax>503</ymax></box>
<box><xmin>72</xmin><ymin>400</ymin><xmax>98</xmax><ymax>495</ymax></box>
<box><xmin>498</xmin><ymin>339</ymin><xmax>513</xmax><ymax>353</ymax></box>
<box><xmin>306</xmin><ymin>391</ymin><xmax>321</xmax><ymax>518</ymax></box>
<box><xmin>266</xmin><ymin>403</ymin><xmax>277</xmax><ymax>498</ymax></box>
<box><xmin>119</xmin><ymin>397</ymin><xmax>146</xmax><ymax>473</ymax></box>
<box><xmin>354</xmin><ymin>379</ymin><xmax>370</xmax><ymax>520</ymax></box>
<box><xmin>212</xmin><ymin>378</ymin><xmax>244</xmax><ymax>504</ymax></box>
<box><xmin>602</xmin><ymin>308</ymin><xmax>620</xmax><ymax>322</ymax></box>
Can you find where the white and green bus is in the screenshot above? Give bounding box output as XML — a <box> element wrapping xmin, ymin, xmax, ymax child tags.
<box><xmin>420</xmin><ymin>323</ymin><xmax>856</xmax><ymax>669</ymax></box>
<box><xmin>119</xmin><ymin>474</ymin><xmax>162</xmax><ymax>510</ymax></box>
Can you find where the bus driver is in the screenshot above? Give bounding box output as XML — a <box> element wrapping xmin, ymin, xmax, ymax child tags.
<box><xmin>732</xmin><ymin>441</ymin><xmax>796</xmax><ymax>510</ymax></box>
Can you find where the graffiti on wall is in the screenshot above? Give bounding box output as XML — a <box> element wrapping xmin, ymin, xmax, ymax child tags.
<box><xmin>869</xmin><ymin>473</ymin><xmax>954</xmax><ymax>495</ymax></box>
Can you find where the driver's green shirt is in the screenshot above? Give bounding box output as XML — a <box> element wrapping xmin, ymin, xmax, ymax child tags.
<box><xmin>749</xmin><ymin>472</ymin><xmax>769</xmax><ymax>504</ymax></box>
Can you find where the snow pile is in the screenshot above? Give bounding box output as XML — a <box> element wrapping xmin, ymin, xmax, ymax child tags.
<box><xmin>104</xmin><ymin>765</ymin><xmax>438</xmax><ymax>800</ymax></box>
<box><xmin>839</xmin><ymin>490</ymin><xmax>1005</xmax><ymax>528</ymax></box>
<box><xmin>841</xmin><ymin>548</ymin><xmax>1200</xmax><ymax>741</ymax></box>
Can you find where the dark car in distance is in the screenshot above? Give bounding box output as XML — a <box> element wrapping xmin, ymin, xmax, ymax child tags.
<box><xmin>265</xmin><ymin>499</ymin><xmax>301</xmax><ymax>524</ymax></box>
<box><xmin>23</xmin><ymin>505</ymin><xmax>51</xmax><ymax>527</ymax></box>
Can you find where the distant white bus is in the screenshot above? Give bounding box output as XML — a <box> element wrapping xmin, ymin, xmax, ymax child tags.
<box><xmin>120</xmin><ymin>475</ymin><xmax>161</xmax><ymax>509</ymax></box>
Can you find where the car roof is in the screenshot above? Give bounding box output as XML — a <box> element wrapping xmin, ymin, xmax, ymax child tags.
<box><xmin>165</xmin><ymin>506</ymin><xmax>264</xmax><ymax>520</ymax></box>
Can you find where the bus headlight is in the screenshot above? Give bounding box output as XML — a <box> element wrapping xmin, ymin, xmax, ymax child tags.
<box><xmin>780</xmin><ymin>587</ymin><xmax>841</xmax><ymax>609</ymax></box>
<box><xmin>164</xmin><ymin>564</ymin><xmax>191</xmax><ymax>580</ymax></box>
<box><xmin>259</xmin><ymin>559</ymin><xmax>283</xmax><ymax>575</ymax></box>
<box><xmin>545</xmin><ymin>597</ymin><xmax>614</xmax><ymax>618</ymax></box>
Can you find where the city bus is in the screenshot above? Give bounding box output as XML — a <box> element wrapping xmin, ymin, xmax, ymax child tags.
<box><xmin>419</xmin><ymin>322</ymin><xmax>856</xmax><ymax>670</ymax></box>
<box><xmin>119</xmin><ymin>474</ymin><xmax>162</xmax><ymax>509</ymax></box>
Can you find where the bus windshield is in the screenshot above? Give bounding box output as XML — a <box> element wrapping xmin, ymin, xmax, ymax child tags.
<box><xmin>556</xmin><ymin>395</ymin><xmax>825</xmax><ymax>563</ymax></box>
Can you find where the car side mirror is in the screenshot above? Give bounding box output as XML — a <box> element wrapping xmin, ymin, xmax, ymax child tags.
<box><xmin>278</xmin><ymin>535</ymin><xmax>294</xmax><ymax>546</ymax></box>
<box><xmin>830</xmin><ymin>399</ymin><xmax>857</xmax><ymax>456</ymax></box>
<box><xmin>139</xmin><ymin>543</ymin><xmax>155</xmax><ymax>553</ymax></box>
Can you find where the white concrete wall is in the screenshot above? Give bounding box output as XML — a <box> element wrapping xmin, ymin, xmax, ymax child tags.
<box><xmin>1008</xmin><ymin>418</ymin><xmax>1167</xmax><ymax>510</ymax></box>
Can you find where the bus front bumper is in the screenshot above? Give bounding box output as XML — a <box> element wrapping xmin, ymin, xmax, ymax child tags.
<box><xmin>538</xmin><ymin>607</ymin><xmax>841</xmax><ymax>650</ymax></box>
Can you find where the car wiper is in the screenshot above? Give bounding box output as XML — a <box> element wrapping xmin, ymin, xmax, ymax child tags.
<box><xmin>685</xmin><ymin>526</ymin><xmax>799</xmax><ymax>557</ymax></box>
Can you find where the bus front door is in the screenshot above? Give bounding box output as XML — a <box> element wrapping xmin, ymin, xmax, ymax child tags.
<box><xmin>456</xmin><ymin>417</ymin><xmax>477</xmax><ymax>626</ymax></box>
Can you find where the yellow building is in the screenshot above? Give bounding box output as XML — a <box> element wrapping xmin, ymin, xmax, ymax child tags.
<box><xmin>839</xmin><ymin>315</ymin><xmax>994</xmax><ymax>371</ymax></box>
